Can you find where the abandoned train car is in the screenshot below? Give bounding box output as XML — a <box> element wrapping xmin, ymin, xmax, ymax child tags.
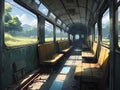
<box><xmin>0</xmin><ymin>0</ymin><xmax>120</xmax><ymax>90</ymax></box>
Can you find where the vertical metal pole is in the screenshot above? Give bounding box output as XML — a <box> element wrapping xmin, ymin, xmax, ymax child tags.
<box><xmin>38</xmin><ymin>16</ymin><xmax>45</xmax><ymax>44</ymax></box>
<box><xmin>109</xmin><ymin>0</ymin><xmax>116</xmax><ymax>90</ymax></box>
<box><xmin>53</xmin><ymin>24</ymin><xmax>56</xmax><ymax>42</ymax></box>
<box><xmin>0</xmin><ymin>0</ymin><xmax>4</xmax><ymax>89</ymax></box>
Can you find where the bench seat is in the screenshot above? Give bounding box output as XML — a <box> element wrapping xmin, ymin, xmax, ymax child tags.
<box><xmin>82</xmin><ymin>42</ymin><xmax>98</xmax><ymax>59</ymax></box>
<box><xmin>75</xmin><ymin>46</ymin><xmax>109</xmax><ymax>83</ymax></box>
<box><xmin>58</xmin><ymin>40</ymin><xmax>72</xmax><ymax>53</ymax></box>
<box><xmin>41</xmin><ymin>53</ymin><xmax>64</xmax><ymax>65</ymax></box>
<box><xmin>38</xmin><ymin>42</ymin><xmax>64</xmax><ymax>65</ymax></box>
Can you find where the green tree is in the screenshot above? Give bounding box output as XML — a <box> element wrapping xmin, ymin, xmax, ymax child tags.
<box><xmin>4</xmin><ymin>3</ymin><xmax>12</xmax><ymax>22</ymax></box>
<box><xmin>5</xmin><ymin>3</ymin><xmax>22</xmax><ymax>32</ymax></box>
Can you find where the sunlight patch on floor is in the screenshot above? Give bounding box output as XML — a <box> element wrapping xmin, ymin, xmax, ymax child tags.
<box><xmin>60</xmin><ymin>67</ymin><xmax>71</xmax><ymax>74</ymax></box>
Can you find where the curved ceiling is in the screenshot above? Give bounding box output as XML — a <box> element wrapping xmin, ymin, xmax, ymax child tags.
<box><xmin>41</xmin><ymin>0</ymin><xmax>103</xmax><ymax>28</ymax></box>
<box><xmin>15</xmin><ymin>0</ymin><xmax>104</xmax><ymax>34</ymax></box>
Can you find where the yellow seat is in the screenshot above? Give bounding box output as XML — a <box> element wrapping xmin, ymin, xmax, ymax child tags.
<box><xmin>38</xmin><ymin>42</ymin><xmax>64</xmax><ymax>65</ymax></box>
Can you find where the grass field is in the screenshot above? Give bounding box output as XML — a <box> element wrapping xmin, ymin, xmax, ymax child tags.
<box><xmin>102</xmin><ymin>38</ymin><xmax>110</xmax><ymax>45</ymax></box>
<box><xmin>5</xmin><ymin>33</ymin><xmax>37</xmax><ymax>46</ymax></box>
<box><xmin>5</xmin><ymin>33</ymin><xmax>64</xmax><ymax>46</ymax></box>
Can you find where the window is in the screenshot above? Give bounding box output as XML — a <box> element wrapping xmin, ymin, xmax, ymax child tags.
<box><xmin>57</xmin><ymin>19</ymin><xmax>62</xmax><ymax>25</ymax></box>
<box><xmin>56</xmin><ymin>27</ymin><xmax>61</xmax><ymax>41</ymax></box>
<box><xmin>63</xmin><ymin>23</ymin><xmax>66</xmax><ymax>28</ymax></box>
<box><xmin>45</xmin><ymin>21</ymin><xmax>53</xmax><ymax>42</ymax></box>
<box><xmin>61</xmin><ymin>30</ymin><xmax>64</xmax><ymax>40</ymax></box>
<box><xmin>118</xmin><ymin>7</ymin><xmax>120</xmax><ymax>47</ymax></box>
<box><xmin>49</xmin><ymin>13</ymin><xmax>56</xmax><ymax>21</ymax></box>
<box><xmin>38</xmin><ymin>3</ymin><xmax>48</xmax><ymax>16</ymax></box>
<box><xmin>70</xmin><ymin>34</ymin><xmax>73</xmax><ymax>41</ymax></box>
<box><xmin>95</xmin><ymin>23</ymin><xmax>98</xmax><ymax>42</ymax></box>
<box><xmin>35</xmin><ymin>0</ymin><xmax>40</xmax><ymax>4</ymax></box>
<box><xmin>64</xmin><ymin>32</ymin><xmax>68</xmax><ymax>40</ymax></box>
<box><xmin>61</xmin><ymin>30</ymin><xmax>68</xmax><ymax>40</ymax></box>
<box><xmin>75</xmin><ymin>34</ymin><xmax>79</xmax><ymax>40</ymax></box>
<box><xmin>102</xmin><ymin>9</ymin><xmax>110</xmax><ymax>45</ymax></box>
<box><xmin>4</xmin><ymin>0</ymin><xmax>37</xmax><ymax>46</ymax></box>
<box><xmin>66</xmin><ymin>27</ymin><xmax>69</xmax><ymax>31</ymax></box>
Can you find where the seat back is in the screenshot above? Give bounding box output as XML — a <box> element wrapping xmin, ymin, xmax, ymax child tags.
<box><xmin>92</xmin><ymin>42</ymin><xmax>98</xmax><ymax>55</ymax></box>
<box><xmin>101</xmin><ymin>48</ymin><xmax>110</xmax><ymax>73</ymax></box>
<box><xmin>38</xmin><ymin>42</ymin><xmax>55</xmax><ymax>63</ymax></box>
<box><xmin>97</xmin><ymin>46</ymin><xmax>106</xmax><ymax>66</ymax></box>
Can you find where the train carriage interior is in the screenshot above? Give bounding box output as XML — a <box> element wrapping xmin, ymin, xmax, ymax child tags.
<box><xmin>0</xmin><ymin>0</ymin><xmax>120</xmax><ymax>90</ymax></box>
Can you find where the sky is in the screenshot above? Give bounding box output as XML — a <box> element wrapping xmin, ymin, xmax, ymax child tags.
<box><xmin>5</xmin><ymin>0</ymin><xmax>48</xmax><ymax>27</ymax></box>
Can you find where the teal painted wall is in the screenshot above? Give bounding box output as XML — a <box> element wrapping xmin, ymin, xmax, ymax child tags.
<box><xmin>115</xmin><ymin>53</ymin><xmax>120</xmax><ymax>90</ymax></box>
<box><xmin>2</xmin><ymin>44</ymin><xmax>39</xmax><ymax>88</ymax></box>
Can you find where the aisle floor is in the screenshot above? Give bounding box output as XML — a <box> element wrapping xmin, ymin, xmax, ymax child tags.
<box><xmin>40</xmin><ymin>47</ymin><xmax>82</xmax><ymax>90</ymax></box>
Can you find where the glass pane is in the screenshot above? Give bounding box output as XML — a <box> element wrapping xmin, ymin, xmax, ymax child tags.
<box><xmin>61</xmin><ymin>30</ymin><xmax>68</xmax><ymax>40</ymax></box>
<box><xmin>63</xmin><ymin>23</ymin><xmax>66</xmax><ymax>28</ymax></box>
<box><xmin>45</xmin><ymin>21</ymin><xmax>53</xmax><ymax>42</ymax></box>
<box><xmin>64</xmin><ymin>32</ymin><xmax>68</xmax><ymax>40</ymax></box>
<box><xmin>56</xmin><ymin>27</ymin><xmax>61</xmax><ymax>41</ymax></box>
<box><xmin>49</xmin><ymin>13</ymin><xmax>56</xmax><ymax>21</ymax></box>
<box><xmin>70</xmin><ymin>34</ymin><xmax>73</xmax><ymax>41</ymax></box>
<box><xmin>38</xmin><ymin>3</ymin><xmax>48</xmax><ymax>16</ymax></box>
<box><xmin>4</xmin><ymin>0</ymin><xmax>37</xmax><ymax>46</ymax></box>
<box><xmin>95</xmin><ymin>23</ymin><xmax>98</xmax><ymax>42</ymax></box>
<box><xmin>75</xmin><ymin>34</ymin><xmax>79</xmax><ymax>40</ymax></box>
<box><xmin>57</xmin><ymin>19</ymin><xmax>62</xmax><ymax>25</ymax></box>
<box><xmin>118</xmin><ymin>7</ymin><xmax>120</xmax><ymax>47</ymax></box>
<box><xmin>102</xmin><ymin>9</ymin><xmax>110</xmax><ymax>45</ymax></box>
<box><xmin>35</xmin><ymin>0</ymin><xmax>40</xmax><ymax>4</ymax></box>
<box><xmin>61</xmin><ymin>30</ymin><xmax>64</xmax><ymax>40</ymax></box>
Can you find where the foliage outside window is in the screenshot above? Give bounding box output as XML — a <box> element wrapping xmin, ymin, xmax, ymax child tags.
<box><xmin>102</xmin><ymin>9</ymin><xmax>110</xmax><ymax>45</ymax></box>
<box><xmin>4</xmin><ymin>0</ymin><xmax>37</xmax><ymax>47</ymax></box>
<box><xmin>118</xmin><ymin>7</ymin><xmax>120</xmax><ymax>47</ymax></box>
<box><xmin>45</xmin><ymin>21</ymin><xmax>53</xmax><ymax>42</ymax></box>
<box><xmin>95</xmin><ymin>23</ymin><xmax>98</xmax><ymax>42</ymax></box>
<box><xmin>56</xmin><ymin>27</ymin><xmax>61</xmax><ymax>41</ymax></box>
